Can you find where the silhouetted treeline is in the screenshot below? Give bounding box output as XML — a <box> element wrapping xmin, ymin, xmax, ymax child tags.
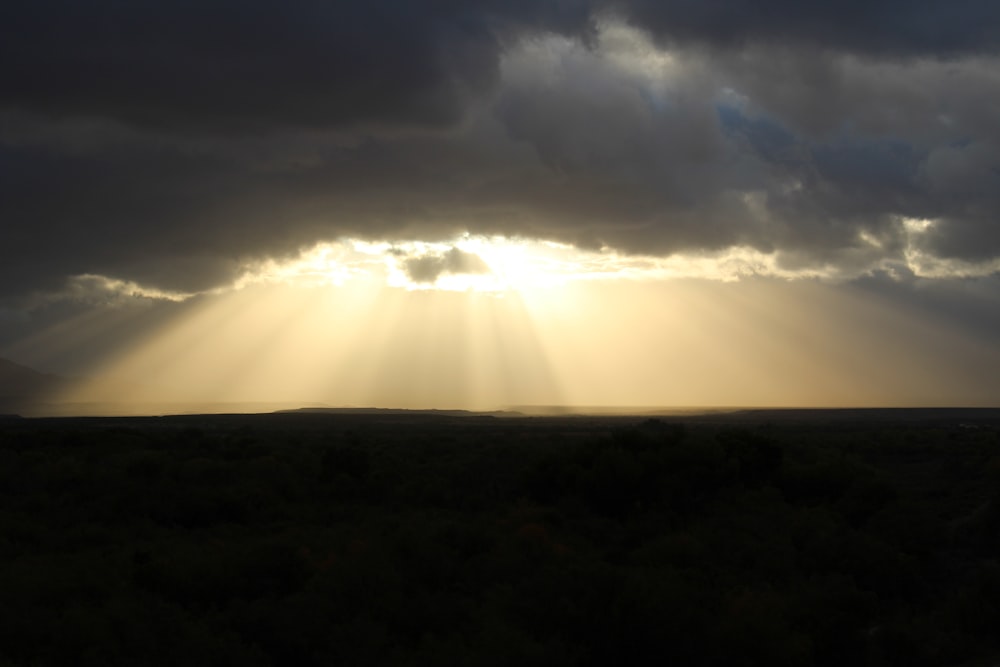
<box><xmin>1</xmin><ymin>413</ymin><xmax>999</xmax><ymax>665</ymax></box>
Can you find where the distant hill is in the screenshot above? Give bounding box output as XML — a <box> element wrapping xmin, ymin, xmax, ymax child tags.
<box><xmin>0</xmin><ymin>357</ymin><xmax>63</xmax><ymax>395</ymax></box>
<box><xmin>0</xmin><ymin>358</ymin><xmax>66</xmax><ymax>412</ymax></box>
<box><xmin>278</xmin><ymin>407</ymin><xmax>521</xmax><ymax>418</ymax></box>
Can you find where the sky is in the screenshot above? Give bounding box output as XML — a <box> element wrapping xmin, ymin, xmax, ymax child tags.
<box><xmin>2</xmin><ymin>0</ymin><xmax>1000</xmax><ymax>412</ymax></box>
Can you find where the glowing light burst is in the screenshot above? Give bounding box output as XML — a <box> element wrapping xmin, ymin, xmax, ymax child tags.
<box><xmin>233</xmin><ymin>242</ymin><xmax>378</xmax><ymax>290</ymax></box>
<box><xmin>228</xmin><ymin>236</ymin><xmax>612</xmax><ymax>295</ymax></box>
<box><xmin>228</xmin><ymin>235</ymin><xmax>889</xmax><ymax>297</ymax></box>
<box><xmin>53</xmin><ymin>236</ymin><xmax>584</xmax><ymax>412</ymax></box>
<box><xmin>39</xmin><ymin>232</ymin><xmax>1000</xmax><ymax>415</ymax></box>
<box><xmin>452</xmin><ymin>237</ymin><xmax>571</xmax><ymax>291</ymax></box>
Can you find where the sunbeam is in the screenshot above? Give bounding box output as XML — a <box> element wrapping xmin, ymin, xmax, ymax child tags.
<box><xmin>18</xmin><ymin>234</ymin><xmax>999</xmax><ymax>416</ymax></box>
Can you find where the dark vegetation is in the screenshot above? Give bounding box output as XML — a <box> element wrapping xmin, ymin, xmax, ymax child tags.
<box><xmin>2</xmin><ymin>410</ymin><xmax>1000</xmax><ymax>665</ymax></box>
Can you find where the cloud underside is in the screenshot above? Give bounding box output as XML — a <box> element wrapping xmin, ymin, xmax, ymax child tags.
<box><xmin>2</xmin><ymin>1</ymin><xmax>1000</xmax><ymax>299</ymax></box>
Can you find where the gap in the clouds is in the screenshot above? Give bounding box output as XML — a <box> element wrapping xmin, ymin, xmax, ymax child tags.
<box><xmin>226</xmin><ymin>235</ymin><xmax>839</xmax><ymax>297</ymax></box>
<box><xmin>232</xmin><ymin>235</ymin><xmax>609</xmax><ymax>294</ymax></box>
<box><xmin>225</xmin><ymin>227</ymin><xmax>1000</xmax><ymax>299</ymax></box>
<box><xmin>35</xmin><ymin>225</ymin><xmax>1000</xmax><ymax>314</ymax></box>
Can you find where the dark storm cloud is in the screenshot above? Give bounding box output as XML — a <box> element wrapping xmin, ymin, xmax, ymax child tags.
<box><xmin>3</xmin><ymin>0</ymin><xmax>995</xmax><ymax>133</ymax></box>
<box><xmin>0</xmin><ymin>136</ymin><xmax>251</xmax><ymax>296</ymax></box>
<box><xmin>2</xmin><ymin>0</ymin><xmax>1000</xmax><ymax>310</ymax></box>
<box><xmin>0</xmin><ymin>0</ymin><xmax>595</xmax><ymax>131</ymax></box>
<box><xmin>615</xmin><ymin>0</ymin><xmax>1000</xmax><ymax>56</ymax></box>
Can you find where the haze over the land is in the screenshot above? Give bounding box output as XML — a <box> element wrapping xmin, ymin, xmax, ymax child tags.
<box><xmin>2</xmin><ymin>0</ymin><xmax>1000</xmax><ymax>412</ymax></box>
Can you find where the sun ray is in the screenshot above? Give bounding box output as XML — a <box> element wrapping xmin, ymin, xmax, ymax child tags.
<box><xmin>42</xmin><ymin>232</ymin><xmax>1000</xmax><ymax>416</ymax></box>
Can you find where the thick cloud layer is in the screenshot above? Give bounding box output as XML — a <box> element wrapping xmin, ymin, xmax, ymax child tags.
<box><xmin>2</xmin><ymin>0</ymin><xmax>1000</xmax><ymax>302</ymax></box>
<box><xmin>0</xmin><ymin>0</ymin><xmax>593</xmax><ymax>130</ymax></box>
<box><xmin>618</xmin><ymin>0</ymin><xmax>1000</xmax><ymax>55</ymax></box>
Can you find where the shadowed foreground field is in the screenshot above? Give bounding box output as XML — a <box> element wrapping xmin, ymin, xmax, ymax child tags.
<box><xmin>2</xmin><ymin>409</ymin><xmax>1000</xmax><ymax>666</ymax></box>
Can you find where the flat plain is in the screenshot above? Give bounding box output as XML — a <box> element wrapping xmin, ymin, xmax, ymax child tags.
<box><xmin>2</xmin><ymin>408</ymin><xmax>999</xmax><ymax>666</ymax></box>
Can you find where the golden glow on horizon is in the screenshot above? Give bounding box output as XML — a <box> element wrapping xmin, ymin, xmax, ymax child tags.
<box><xmin>56</xmin><ymin>279</ymin><xmax>567</xmax><ymax>411</ymax></box>
<box><xmin>45</xmin><ymin>269</ymin><xmax>1000</xmax><ymax>414</ymax></box>
<box><xmin>15</xmin><ymin>233</ymin><xmax>1000</xmax><ymax>415</ymax></box>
